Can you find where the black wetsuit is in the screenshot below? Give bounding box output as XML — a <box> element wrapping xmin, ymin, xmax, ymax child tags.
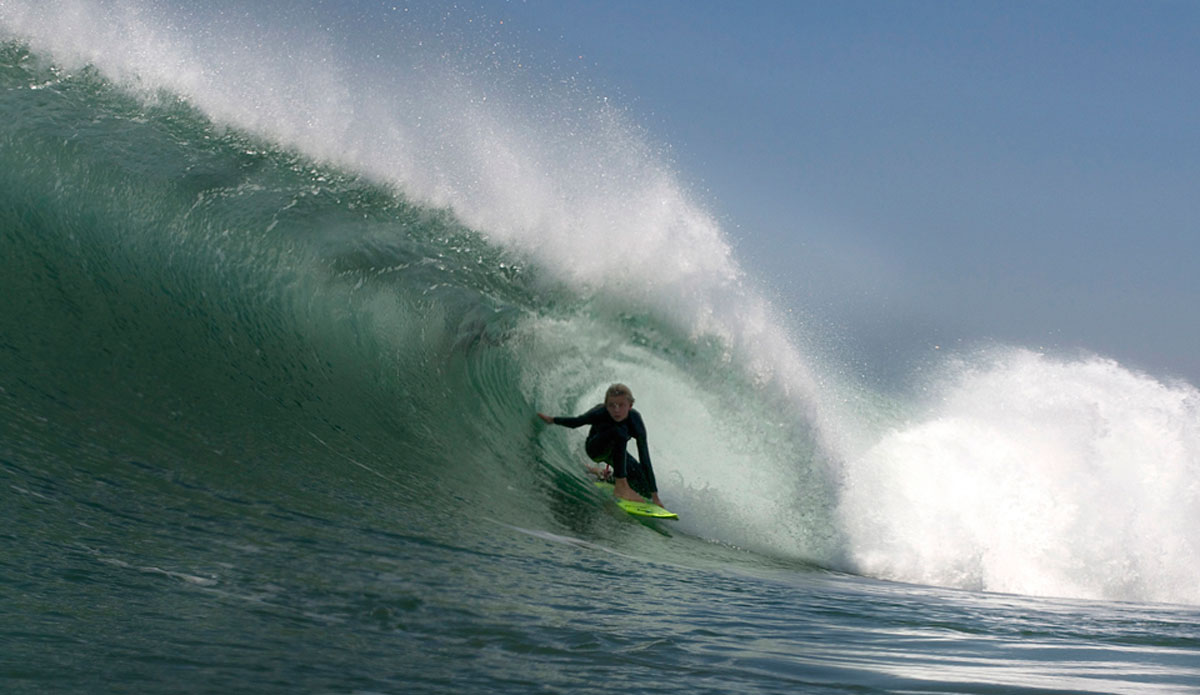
<box><xmin>552</xmin><ymin>405</ymin><xmax>659</xmax><ymax>498</ymax></box>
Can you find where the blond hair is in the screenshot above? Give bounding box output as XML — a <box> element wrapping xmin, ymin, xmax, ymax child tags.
<box><xmin>604</xmin><ymin>383</ymin><xmax>634</xmax><ymax>404</ymax></box>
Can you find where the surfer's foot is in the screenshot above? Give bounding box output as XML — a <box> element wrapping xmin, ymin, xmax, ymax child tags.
<box><xmin>612</xmin><ymin>478</ymin><xmax>643</xmax><ymax>503</ymax></box>
<box><xmin>650</xmin><ymin>493</ymin><xmax>664</xmax><ymax>508</ymax></box>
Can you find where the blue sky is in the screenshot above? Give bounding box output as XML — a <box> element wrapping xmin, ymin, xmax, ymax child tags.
<box><xmin>462</xmin><ymin>0</ymin><xmax>1200</xmax><ymax>385</ymax></box>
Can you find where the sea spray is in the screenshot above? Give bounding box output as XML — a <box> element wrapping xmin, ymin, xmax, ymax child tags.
<box><xmin>838</xmin><ymin>347</ymin><xmax>1200</xmax><ymax>603</ymax></box>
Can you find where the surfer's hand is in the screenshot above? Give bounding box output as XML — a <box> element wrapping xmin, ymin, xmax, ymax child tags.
<box><xmin>537</xmin><ymin>412</ymin><xmax>554</xmax><ymax>424</ymax></box>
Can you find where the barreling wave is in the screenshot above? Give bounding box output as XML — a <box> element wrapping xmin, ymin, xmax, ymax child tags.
<box><xmin>4</xmin><ymin>0</ymin><xmax>1200</xmax><ymax>607</ymax></box>
<box><xmin>0</xmin><ymin>38</ymin><xmax>836</xmax><ymax>565</ymax></box>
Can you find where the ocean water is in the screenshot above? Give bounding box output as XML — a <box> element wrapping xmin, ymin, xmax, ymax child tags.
<box><xmin>4</xmin><ymin>4</ymin><xmax>1200</xmax><ymax>694</ymax></box>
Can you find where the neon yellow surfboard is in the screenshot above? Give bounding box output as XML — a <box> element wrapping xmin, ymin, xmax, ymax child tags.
<box><xmin>594</xmin><ymin>481</ymin><xmax>679</xmax><ymax>519</ymax></box>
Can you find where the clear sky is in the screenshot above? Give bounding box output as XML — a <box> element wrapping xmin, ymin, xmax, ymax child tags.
<box><xmin>462</xmin><ymin>0</ymin><xmax>1200</xmax><ymax>386</ymax></box>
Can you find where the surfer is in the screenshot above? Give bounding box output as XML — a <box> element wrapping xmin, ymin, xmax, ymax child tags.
<box><xmin>538</xmin><ymin>383</ymin><xmax>663</xmax><ymax>508</ymax></box>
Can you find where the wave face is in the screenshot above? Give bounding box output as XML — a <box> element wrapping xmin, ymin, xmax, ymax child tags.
<box><xmin>3</xmin><ymin>0</ymin><xmax>1200</xmax><ymax>614</ymax></box>
<box><xmin>0</xmin><ymin>27</ymin><xmax>838</xmax><ymax>574</ymax></box>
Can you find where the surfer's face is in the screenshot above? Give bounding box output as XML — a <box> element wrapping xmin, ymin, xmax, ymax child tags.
<box><xmin>605</xmin><ymin>396</ymin><xmax>632</xmax><ymax>422</ymax></box>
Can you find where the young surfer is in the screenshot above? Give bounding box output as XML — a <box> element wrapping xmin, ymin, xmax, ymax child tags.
<box><xmin>538</xmin><ymin>383</ymin><xmax>663</xmax><ymax>508</ymax></box>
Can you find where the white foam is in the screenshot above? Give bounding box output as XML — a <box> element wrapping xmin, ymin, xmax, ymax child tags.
<box><xmin>838</xmin><ymin>348</ymin><xmax>1200</xmax><ymax>603</ymax></box>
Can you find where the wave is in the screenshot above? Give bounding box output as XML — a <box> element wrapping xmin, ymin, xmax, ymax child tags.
<box><xmin>839</xmin><ymin>348</ymin><xmax>1200</xmax><ymax>604</ymax></box>
<box><xmin>3</xmin><ymin>2</ymin><xmax>1200</xmax><ymax>606</ymax></box>
<box><xmin>0</xmin><ymin>33</ymin><xmax>839</xmax><ymax>559</ymax></box>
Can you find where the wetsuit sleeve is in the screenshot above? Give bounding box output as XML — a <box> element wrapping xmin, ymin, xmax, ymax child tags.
<box><xmin>552</xmin><ymin>404</ymin><xmax>605</xmax><ymax>429</ymax></box>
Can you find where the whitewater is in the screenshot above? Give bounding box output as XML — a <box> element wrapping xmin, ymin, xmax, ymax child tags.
<box><xmin>3</xmin><ymin>2</ymin><xmax>1200</xmax><ymax>693</ymax></box>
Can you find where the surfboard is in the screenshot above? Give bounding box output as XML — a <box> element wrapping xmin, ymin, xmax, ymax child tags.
<box><xmin>594</xmin><ymin>481</ymin><xmax>679</xmax><ymax>519</ymax></box>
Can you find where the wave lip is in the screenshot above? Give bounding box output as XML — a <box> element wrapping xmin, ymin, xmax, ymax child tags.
<box><xmin>0</xmin><ymin>0</ymin><xmax>835</xmax><ymax>422</ymax></box>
